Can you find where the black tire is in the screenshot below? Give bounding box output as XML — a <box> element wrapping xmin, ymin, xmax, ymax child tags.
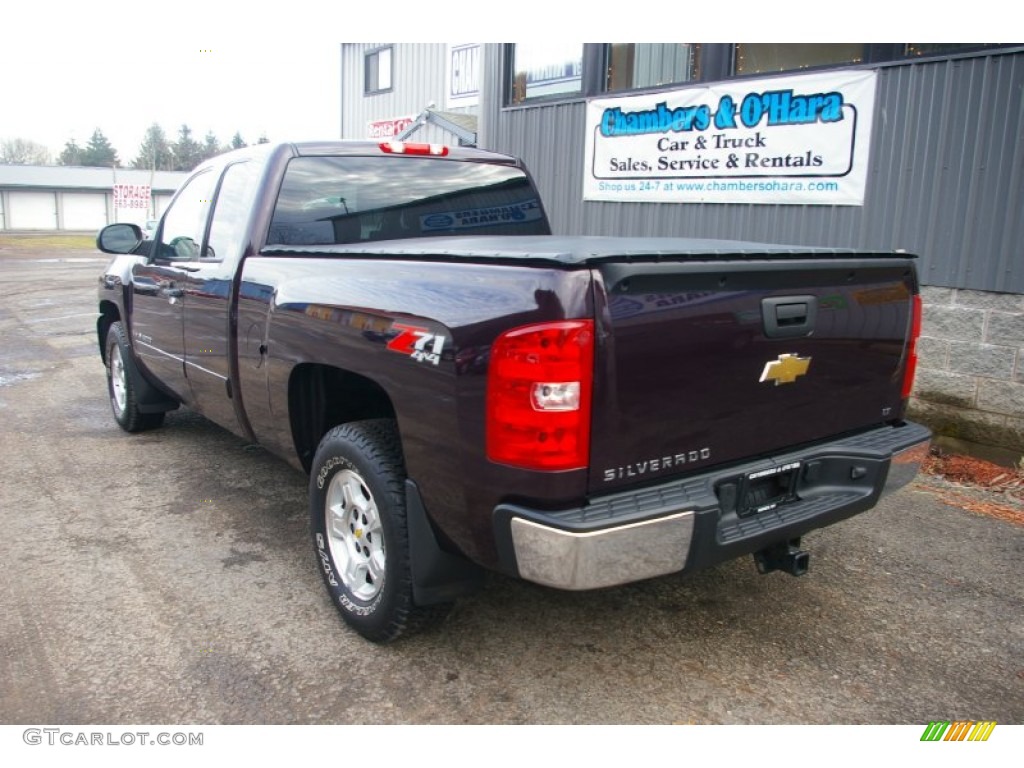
<box><xmin>310</xmin><ymin>419</ymin><xmax>448</xmax><ymax>643</ymax></box>
<box><xmin>105</xmin><ymin>321</ymin><xmax>165</xmax><ymax>432</ymax></box>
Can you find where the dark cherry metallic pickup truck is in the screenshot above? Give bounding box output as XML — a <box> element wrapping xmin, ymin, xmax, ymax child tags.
<box><xmin>96</xmin><ymin>140</ymin><xmax>930</xmax><ymax>642</ymax></box>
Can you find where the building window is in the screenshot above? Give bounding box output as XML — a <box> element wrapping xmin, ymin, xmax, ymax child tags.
<box><xmin>365</xmin><ymin>46</ymin><xmax>392</xmax><ymax>94</ymax></box>
<box><xmin>734</xmin><ymin>44</ymin><xmax>865</xmax><ymax>76</ymax></box>
<box><xmin>606</xmin><ymin>44</ymin><xmax>701</xmax><ymax>91</ymax></box>
<box><xmin>510</xmin><ymin>43</ymin><xmax>583</xmax><ymax>104</ymax></box>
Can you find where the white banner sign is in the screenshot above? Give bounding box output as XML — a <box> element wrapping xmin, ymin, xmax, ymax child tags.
<box><xmin>112</xmin><ymin>184</ymin><xmax>151</xmax><ymax>210</ymax></box>
<box><xmin>583</xmin><ymin>69</ymin><xmax>877</xmax><ymax>206</ymax></box>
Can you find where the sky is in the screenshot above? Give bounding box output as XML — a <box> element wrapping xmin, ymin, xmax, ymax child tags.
<box><xmin>2</xmin><ymin>3</ymin><xmax>998</xmax><ymax>165</ymax></box>
<box><xmin>2</xmin><ymin>33</ymin><xmax>341</xmax><ymax>163</ymax></box>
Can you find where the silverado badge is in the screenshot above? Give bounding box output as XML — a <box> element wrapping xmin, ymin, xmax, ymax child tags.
<box><xmin>759</xmin><ymin>353</ymin><xmax>811</xmax><ymax>385</ymax></box>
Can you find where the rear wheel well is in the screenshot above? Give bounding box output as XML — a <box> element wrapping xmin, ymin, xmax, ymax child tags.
<box><xmin>288</xmin><ymin>363</ymin><xmax>397</xmax><ymax>473</ymax></box>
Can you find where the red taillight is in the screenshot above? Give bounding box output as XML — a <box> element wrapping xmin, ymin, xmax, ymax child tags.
<box><xmin>901</xmin><ymin>294</ymin><xmax>922</xmax><ymax>399</ymax></box>
<box><xmin>378</xmin><ymin>141</ymin><xmax>449</xmax><ymax>156</ymax></box>
<box><xmin>486</xmin><ymin>320</ymin><xmax>594</xmax><ymax>471</ymax></box>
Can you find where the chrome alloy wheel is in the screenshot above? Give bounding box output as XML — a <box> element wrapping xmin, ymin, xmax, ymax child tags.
<box><xmin>325</xmin><ymin>469</ymin><xmax>386</xmax><ymax>600</ymax></box>
<box><xmin>109</xmin><ymin>343</ymin><xmax>127</xmax><ymax>414</ymax></box>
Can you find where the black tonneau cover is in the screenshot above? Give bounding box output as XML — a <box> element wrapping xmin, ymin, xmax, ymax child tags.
<box><xmin>261</xmin><ymin>235</ymin><xmax>914</xmax><ymax>267</ymax></box>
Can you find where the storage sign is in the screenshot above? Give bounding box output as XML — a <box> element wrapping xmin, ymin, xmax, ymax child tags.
<box><xmin>583</xmin><ymin>69</ymin><xmax>877</xmax><ymax>206</ymax></box>
<box><xmin>113</xmin><ymin>184</ymin><xmax>151</xmax><ymax>210</ymax></box>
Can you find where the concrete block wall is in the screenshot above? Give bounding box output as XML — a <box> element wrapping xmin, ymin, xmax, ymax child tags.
<box><xmin>908</xmin><ymin>286</ymin><xmax>1024</xmax><ymax>460</ymax></box>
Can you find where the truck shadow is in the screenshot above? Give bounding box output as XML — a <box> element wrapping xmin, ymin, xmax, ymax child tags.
<box><xmin>84</xmin><ymin>407</ymin><xmax>1018</xmax><ymax>725</ymax></box>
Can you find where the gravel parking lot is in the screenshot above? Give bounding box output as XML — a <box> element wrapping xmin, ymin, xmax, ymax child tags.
<box><xmin>1</xmin><ymin>238</ymin><xmax>1021</xmax><ymax>726</ymax></box>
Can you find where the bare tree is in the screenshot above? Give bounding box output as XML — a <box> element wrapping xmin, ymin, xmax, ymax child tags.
<box><xmin>0</xmin><ymin>138</ymin><xmax>52</xmax><ymax>165</ymax></box>
<box><xmin>59</xmin><ymin>139</ymin><xmax>84</xmax><ymax>166</ymax></box>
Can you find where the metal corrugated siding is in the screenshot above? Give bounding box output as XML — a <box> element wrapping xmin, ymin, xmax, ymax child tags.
<box><xmin>341</xmin><ymin>44</ymin><xmax>455</xmax><ymax>139</ymax></box>
<box><xmin>480</xmin><ymin>47</ymin><xmax>1024</xmax><ymax>293</ymax></box>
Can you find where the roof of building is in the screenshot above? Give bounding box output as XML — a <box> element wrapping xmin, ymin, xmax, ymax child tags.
<box><xmin>398</xmin><ymin>109</ymin><xmax>478</xmax><ymax>146</ymax></box>
<box><xmin>0</xmin><ymin>164</ymin><xmax>188</xmax><ymax>192</ymax></box>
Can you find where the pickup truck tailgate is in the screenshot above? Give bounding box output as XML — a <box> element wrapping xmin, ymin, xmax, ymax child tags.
<box><xmin>589</xmin><ymin>257</ymin><xmax>917</xmax><ymax>494</ymax></box>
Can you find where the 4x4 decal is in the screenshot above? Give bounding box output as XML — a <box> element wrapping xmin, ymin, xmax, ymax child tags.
<box><xmin>386</xmin><ymin>322</ymin><xmax>446</xmax><ymax>366</ymax></box>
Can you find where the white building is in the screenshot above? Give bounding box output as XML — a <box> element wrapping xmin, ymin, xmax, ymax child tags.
<box><xmin>340</xmin><ymin>43</ymin><xmax>480</xmax><ymax>146</ymax></box>
<box><xmin>0</xmin><ymin>164</ymin><xmax>187</xmax><ymax>232</ymax></box>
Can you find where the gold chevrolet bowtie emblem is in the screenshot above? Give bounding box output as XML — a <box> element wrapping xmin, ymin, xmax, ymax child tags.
<box><xmin>759</xmin><ymin>354</ymin><xmax>811</xmax><ymax>385</ymax></box>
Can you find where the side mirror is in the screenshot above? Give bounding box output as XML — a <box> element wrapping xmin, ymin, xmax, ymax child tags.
<box><xmin>97</xmin><ymin>223</ymin><xmax>144</xmax><ymax>254</ymax></box>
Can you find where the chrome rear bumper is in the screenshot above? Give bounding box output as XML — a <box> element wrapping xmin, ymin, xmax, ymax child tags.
<box><xmin>510</xmin><ymin>512</ymin><xmax>695</xmax><ymax>591</ymax></box>
<box><xmin>499</xmin><ymin>421</ymin><xmax>931</xmax><ymax>591</ymax></box>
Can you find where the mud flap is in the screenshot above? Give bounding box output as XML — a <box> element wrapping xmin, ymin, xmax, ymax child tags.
<box><xmin>405</xmin><ymin>479</ymin><xmax>484</xmax><ymax>605</ymax></box>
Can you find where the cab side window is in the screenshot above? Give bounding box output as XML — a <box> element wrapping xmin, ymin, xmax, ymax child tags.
<box><xmin>206</xmin><ymin>161</ymin><xmax>261</xmax><ymax>262</ymax></box>
<box><xmin>158</xmin><ymin>170</ymin><xmax>216</xmax><ymax>261</ymax></box>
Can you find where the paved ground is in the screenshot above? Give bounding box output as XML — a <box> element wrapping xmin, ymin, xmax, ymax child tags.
<box><xmin>1</xmin><ymin>242</ymin><xmax>1021</xmax><ymax>725</ymax></box>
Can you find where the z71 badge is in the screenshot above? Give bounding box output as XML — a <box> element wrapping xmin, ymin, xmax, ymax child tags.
<box><xmin>386</xmin><ymin>322</ymin><xmax>446</xmax><ymax>366</ymax></box>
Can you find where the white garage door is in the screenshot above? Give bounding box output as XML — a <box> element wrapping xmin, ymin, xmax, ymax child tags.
<box><xmin>63</xmin><ymin>193</ymin><xmax>108</xmax><ymax>230</ymax></box>
<box><xmin>8</xmin><ymin>191</ymin><xmax>57</xmax><ymax>229</ymax></box>
<box><xmin>154</xmin><ymin>193</ymin><xmax>173</xmax><ymax>218</ymax></box>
